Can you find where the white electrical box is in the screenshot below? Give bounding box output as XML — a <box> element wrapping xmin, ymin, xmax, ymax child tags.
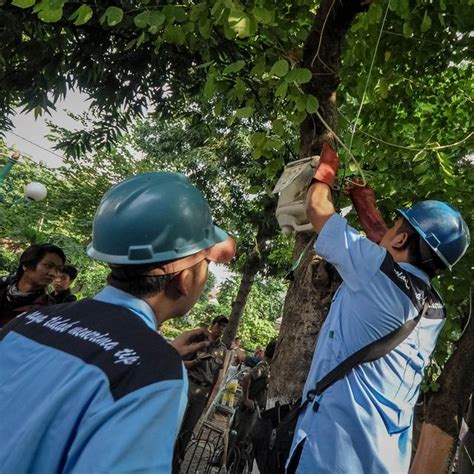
<box><xmin>272</xmin><ymin>155</ymin><xmax>320</xmax><ymax>234</ymax></box>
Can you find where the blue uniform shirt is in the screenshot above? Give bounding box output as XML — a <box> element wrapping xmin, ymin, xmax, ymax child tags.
<box><xmin>289</xmin><ymin>214</ymin><xmax>445</xmax><ymax>474</ymax></box>
<box><xmin>0</xmin><ymin>285</ymin><xmax>188</xmax><ymax>473</ymax></box>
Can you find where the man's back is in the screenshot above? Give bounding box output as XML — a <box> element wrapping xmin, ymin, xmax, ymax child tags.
<box><xmin>0</xmin><ymin>299</ymin><xmax>187</xmax><ymax>473</ymax></box>
<box><xmin>290</xmin><ymin>214</ymin><xmax>445</xmax><ymax>474</ymax></box>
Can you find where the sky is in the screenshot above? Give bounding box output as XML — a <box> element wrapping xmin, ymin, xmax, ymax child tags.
<box><xmin>4</xmin><ymin>93</ymin><xmax>89</xmax><ymax>168</ymax></box>
<box><xmin>2</xmin><ymin>92</ymin><xmax>233</xmax><ymax>284</ymax></box>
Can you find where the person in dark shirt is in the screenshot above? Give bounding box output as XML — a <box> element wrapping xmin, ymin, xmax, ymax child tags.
<box><xmin>0</xmin><ymin>243</ymin><xmax>66</xmax><ymax>327</ymax></box>
<box><xmin>233</xmin><ymin>343</ymin><xmax>265</xmax><ymax>368</ymax></box>
<box><xmin>174</xmin><ymin>315</ymin><xmax>230</xmax><ymax>469</ymax></box>
<box><xmin>50</xmin><ymin>264</ymin><xmax>78</xmax><ymax>304</ymax></box>
<box><xmin>231</xmin><ymin>340</ymin><xmax>276</xmax><ymax>450</ymax></box>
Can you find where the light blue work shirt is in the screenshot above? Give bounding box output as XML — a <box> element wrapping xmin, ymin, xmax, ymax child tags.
<box><xmin>0</xmin><ymin>285</ymin><xmax>188</xmax><ymax>474</ymax></box>
<box><xmin>289</xmin><ymin>214</ymin><xmax>445</xmax><ymax>473</ymax></box>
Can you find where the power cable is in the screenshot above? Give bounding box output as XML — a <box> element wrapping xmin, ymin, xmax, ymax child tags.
<box><xmin>348</xmin><ymin>0</ymin><xmax>392</xmax><ymax>154</ymax></box>
<box><xmin>7</xmin><ymin>131</ymin><xmax>64</xmax><ymax>161</ymax></box>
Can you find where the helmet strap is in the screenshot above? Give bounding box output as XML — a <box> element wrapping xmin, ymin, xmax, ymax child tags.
<box><xmin>418</xmin><ymin>239</ymin><xmax>438</xmax><ymax>278</ymax></box>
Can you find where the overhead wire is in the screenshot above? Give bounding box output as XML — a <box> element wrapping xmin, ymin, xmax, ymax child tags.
<box><xmin>310</xmin><ymin>0</ymin><xmax>393</xmax><ymax>187</ymax></box>
<box><xmin>348</xmin><ymin>0</ymin><xmax>392</xmax><ymax>154</ymax></box>
<box><xmin>337</xmin><ymin>109</ymin><xmax>474</xmax><ymax>152</ymax></box>
<box><xmin>6</xmin><ymin>131</ymin><xmax>64</xmax><ymax>160</ymax></box>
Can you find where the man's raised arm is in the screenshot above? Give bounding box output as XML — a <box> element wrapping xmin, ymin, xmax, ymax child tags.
<box><xmin>306</xmin><ymin>143</ymin><xmax>339</xmax><ymax>234</ymax></box>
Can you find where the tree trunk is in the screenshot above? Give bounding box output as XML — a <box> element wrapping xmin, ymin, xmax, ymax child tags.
<box><xmin>410</xmin><ymin>318</ymin><xmax>474</xmax><ymax>474</ymax></box>
<box><xmin>223</xmin><ymin>197</ymin><xmax>279</xmax><ymax>348</ymax></box>
<box><xmin>268</xmin><ymin>0</ymin><xmax>371</xmax><ymax>406</ymax></box>
<box><xmin>222</xmin><ymin>253</ymin><xmax>259</xmax><ymax>348</ymax></box>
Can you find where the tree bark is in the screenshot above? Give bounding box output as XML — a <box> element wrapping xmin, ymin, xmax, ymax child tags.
<box><xmin>222</xmin><ymin>252</ymin><xmax>260</xmax><ymax>348</ymax></box>
<box><xmin>410</xmin><ymin>318</ymin><xmax>474</xmax><ymax>473</ymax></box>
<box><xmin>268</xmin><ymin>0</ymin><xmax>371</xmax><ymax>406</ymax></box>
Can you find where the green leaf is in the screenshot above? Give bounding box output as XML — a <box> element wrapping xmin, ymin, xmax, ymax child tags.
<box><xmin>69</xmin><ymin>4</ymin><xmax>93</xmax><ymax>26</ymax></box>
<box><xmin>100</xmin><ymin>6</ymin><xmax>123</xmax><ymax>26</ymax></box>
<box><xmin>306</xmin><ymin>95</ymin><xmax>319</xmax><ymax>114</ymax></box>
<box><xmin>203</xmin><ymin>74</ymin><xmax>215</xmax><ymax>99</ymax></box>
<box><xmin>285</xmin><ymin>68</ymin><xmax>312</xmax><ymax>84</ymax></box>
<box><xmin>275</xmin><ymin>81</ymin><xmax>288</xmax><ymax>99</ymax></box>
<box><xmin>136</xmin><ymin>31</ymin><xmax>147</xmax><ymax>47</ymax></box>
<box><xmin>163</xmin><ymin>25</ymin><xmax>186</xmax><ymax>45</ymax></box>
<box><xmin>11</xmin><ymin>0</ymin><xmax>35</xmax><ymax>9</ymax></box>
<box><xmin>272</xmin><ymin>119</ymin><xmax>285</xmax><ymax>135</ymax></box>
<box><xmin>149</xmin><ymin>11</ymin><xmax>165</xmax><ymax>27</ymax></box>
<box><xmin>252</xmin><ymin>6</ymin><xmax>274</xmax><ymax>25</ymax></box>
<box><xmin>223</xmin><ymin>60</ymin><xmax>245</xmax><ymax>74</ymax></box>
<box><xmin>265</xmin><ymin>158</ymin><xmax>284</xmax><ymax>176</ymax></box>
<box><xmin>402</xmin><ymin>22</ymin><xmax>413</xmax><ymax>37</ymax></box>
<box><xmin>295</xmin><ymin>94</ymin><xmax>307</xmax><ymax>112</ymax></box>
<box><xmin>214</xmin><ymin>100</ymin><xmax>223</xmax><ymax>116</ymax></box>
<box><xmin>38</xmin><ymin>5</ymin><xmax>63</xmax><ymax>22</ymax></box>
<box><xmin>228</xmin><ymin>9</ymin><xmax>251</xmax><ymax>38</ymax></box>
<box><xmin>420</xmin><ymin>11</ymin><xmax>432</xmax><ymax>33</ymax></box>
<box><xmin>269</xmin><ymin>59</ymin><xmax>289</xmax><ymax>78</ymax></box>
<box><xmin>413</xmin><ymin>150</ymin><xmax>427</xmax><ymax>162</ymax></box>
<box><xmin>198</xmin><ymin>17</ymin><xmax>211</xmax><ymax>38</ymax></box>
<box><xmin>134</xmin><ymin>11</ymin><xmax>150</xmax><ymax>28</ymax></box>
<box><xmin>235</xmin><ymin>107</ymin><xmax>254</xmax><ymax>119</ymax></box>
<box><xmin>163</xmin><ymin>5</ymin><xmax>186</xmax><ymax>23</ymax></box>
<box><xmin>413</xmin><ymin>161</ymin><xmax>430</xmax><ymax>175</ymax></box>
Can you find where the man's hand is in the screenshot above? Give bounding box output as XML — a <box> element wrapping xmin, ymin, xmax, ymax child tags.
<box><xmin>170</xmin><ymin>328</ymin><xmax>210</xmax><ymax>358</ymax></box>
<box><xmin>313</xmin><ymin>143</ymin><xmax>340</xmax><ymax>188</ymax></box>
<box><xmin>241</xmin><ymin>398</ymin><xmax>255</xmax><ymax>411</ymax></box>
<box><xmin>345</xmin><ymin>180</ymin><xmax>388</xmax><ymax>244</ymax></box>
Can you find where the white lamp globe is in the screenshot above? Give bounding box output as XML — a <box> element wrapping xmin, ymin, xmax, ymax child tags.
<box><xmin>24</xmin><ymin>182</ymin><xmax>47</xmax><ymax>202</ymax></box>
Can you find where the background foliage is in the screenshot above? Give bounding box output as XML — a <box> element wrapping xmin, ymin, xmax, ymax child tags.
<box><xmin>0</xmin><ymin>0</ymin><xmax>473</xmax><ymax>384</ymax></box>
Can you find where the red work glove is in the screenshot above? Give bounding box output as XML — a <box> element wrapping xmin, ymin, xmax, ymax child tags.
<box><xmin>312</xmin><ymin>143</ymin><xmax>340</xmax><ymax>188</ymax></box>
<box><xmin>345</xmin><ymin>181</ymin><xmax>388</xmax><ymax>244</ymax></box>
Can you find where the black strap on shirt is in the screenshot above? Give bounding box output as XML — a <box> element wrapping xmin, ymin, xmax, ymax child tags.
<box><xmin>303</xmin><ymin>301</ymin><xmax>430</xmax><ymax>412</ymax></box>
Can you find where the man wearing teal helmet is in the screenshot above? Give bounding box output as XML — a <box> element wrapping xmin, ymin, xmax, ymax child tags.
<box><xmin>0</xmin><ymin>172</ymin><xmax>236</xmax><ymax>474</ymax></box>
<box><xmin>287</xmin><ymin>145</ymin><xmax>469</xmax><ymax>474</ymax></box>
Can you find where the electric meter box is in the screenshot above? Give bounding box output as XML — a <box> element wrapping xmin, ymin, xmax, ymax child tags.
<box><xmin>273</xmin><ymin>155</ymin><xmax>320</xmax><ymax>234</ymax></box>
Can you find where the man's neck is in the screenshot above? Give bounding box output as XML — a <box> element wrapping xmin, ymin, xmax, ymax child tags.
<box><xmin>53</xmin><ymin>289</ymin><xmax>69</xmax><ymax>296</ymax></box>
<box><xmin>17</xmin><ymin>277</ymin><xmax>43</xmax><ymax>293</ymax></box>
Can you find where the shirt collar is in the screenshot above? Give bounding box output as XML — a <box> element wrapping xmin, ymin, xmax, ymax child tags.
<box><xmin>94</xmin><ymin>285</ymin><xmax>157</xmax><ymax>331</ymax></box>
<box><xmin>398</xmin><ymin>262</ymin><xmax>430</xmax><ymax>285</ymax></box>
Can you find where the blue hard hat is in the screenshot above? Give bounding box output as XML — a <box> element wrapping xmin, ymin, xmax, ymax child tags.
<box><xmin>87</xmin><ymin>172</ymin><xmax>235</xmax><ymax>266</ymax></box>
<box><xmin>396</xmin><ymin>200</ymin><xmax>470</xmax><ymax>270</ymax></box>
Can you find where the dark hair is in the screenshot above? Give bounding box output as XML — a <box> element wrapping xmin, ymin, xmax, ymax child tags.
<box><xmin>107</xmin><ymin>264</ymin><xmax>177</xmax><ymax>298</ymax></box>
<box><xmin>265</xmin><ymin>340</ymin><xmax>277</xmax><ymax>359</ymax></box>
<box><xmin>212</xmin><ymin>315</ymin><xmax>229</xmax><ymax>325</ymax></box>
<box><xmin>16</xmin><ymin>244</ymin><xmax>66</xmax><ymax>279</ymax></box>
<box><xmin>397</xmin><ymin>220</ymin><xmax>446</xmax><ymax>278</ymax></box>
<box><xmin>58</xmin><ymin>264</ymin><xmax>78</xmax><ymax>281</ymax></box>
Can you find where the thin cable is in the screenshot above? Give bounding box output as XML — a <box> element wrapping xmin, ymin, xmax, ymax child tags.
<box><xmin>314</xmin><ymin>109</ymin><xmax>367</xmax><ymax>186</ymax></box>
<box><xmin>348</xmin><ymin>0</ymin><xmax>392</xmax><ymax>153</ymax></box>
<box><xmin>7</xmin><ymin>131</ymin><xmax>64</xmax><ymax>160</ymax></box>
<box><xmin>311</xmin><ymin>0</ymin><xmax>337</xmax><ymax>70</ymax></box>
<box><xmin>338</xmin><ymin>109</ymin><xmax>474</xmax><ymax>151</ymax></box>
<box><xmin>460</xmin><ymin>288</ymin><xmax>472</xmax><ymax>340</ymax></box>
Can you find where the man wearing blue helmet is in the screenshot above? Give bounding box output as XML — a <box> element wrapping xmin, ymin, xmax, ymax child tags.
<box><xmin>287</xmin><ymin>144</ymin><xmax>470</xmax><ymax>474</ymax></box>
<box><xmin>0</xmin><ymin>172</ymin><xmax>236</xmax><ymax>474</ymax></box>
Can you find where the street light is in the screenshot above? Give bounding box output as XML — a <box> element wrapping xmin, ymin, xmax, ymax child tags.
<box><xmin>24</xmin><ymin>182</ymin><xmax>48</xmax><ymax>202</ymax></box>
<box><xmin>0</xmin><ymin>152</ymin><xmax>48</xmax><ymax>203</ymax></box>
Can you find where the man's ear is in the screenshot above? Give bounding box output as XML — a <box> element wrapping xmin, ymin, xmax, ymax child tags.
<box><xmin>391</xmin><ymin>231</ymin><xmax>409</xmax><ymax>249</ymax></box>
<box><xmin>167</xmin><ymin>269</ymin><xmax>193</xmax><ymax>298</ymax></box>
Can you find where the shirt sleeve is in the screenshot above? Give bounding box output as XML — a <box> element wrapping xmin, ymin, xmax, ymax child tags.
<box><xmin>249</xmin><ymin>362</ymin><xmax>267</xmax><ymax>381</ymax></box>
<box><xmin>65</xmin><ymin>377</ymin><xmax>188</xmax><ymax>474</ymax></box>
<box><xmin>315</xmin><ymin>213</ymin><xmax>386</xmax><ymax>291</ymax></box>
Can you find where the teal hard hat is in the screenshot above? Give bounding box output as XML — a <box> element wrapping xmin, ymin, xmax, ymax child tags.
<box><xmin>396</xmin><ymin>200</ymin><xmax>470</xmax><ymax>270</ymax></box>
<box><xmin>87</xmin><ymin>172</ymin><xmax>236</xmax><ymax>270</ymax></box>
